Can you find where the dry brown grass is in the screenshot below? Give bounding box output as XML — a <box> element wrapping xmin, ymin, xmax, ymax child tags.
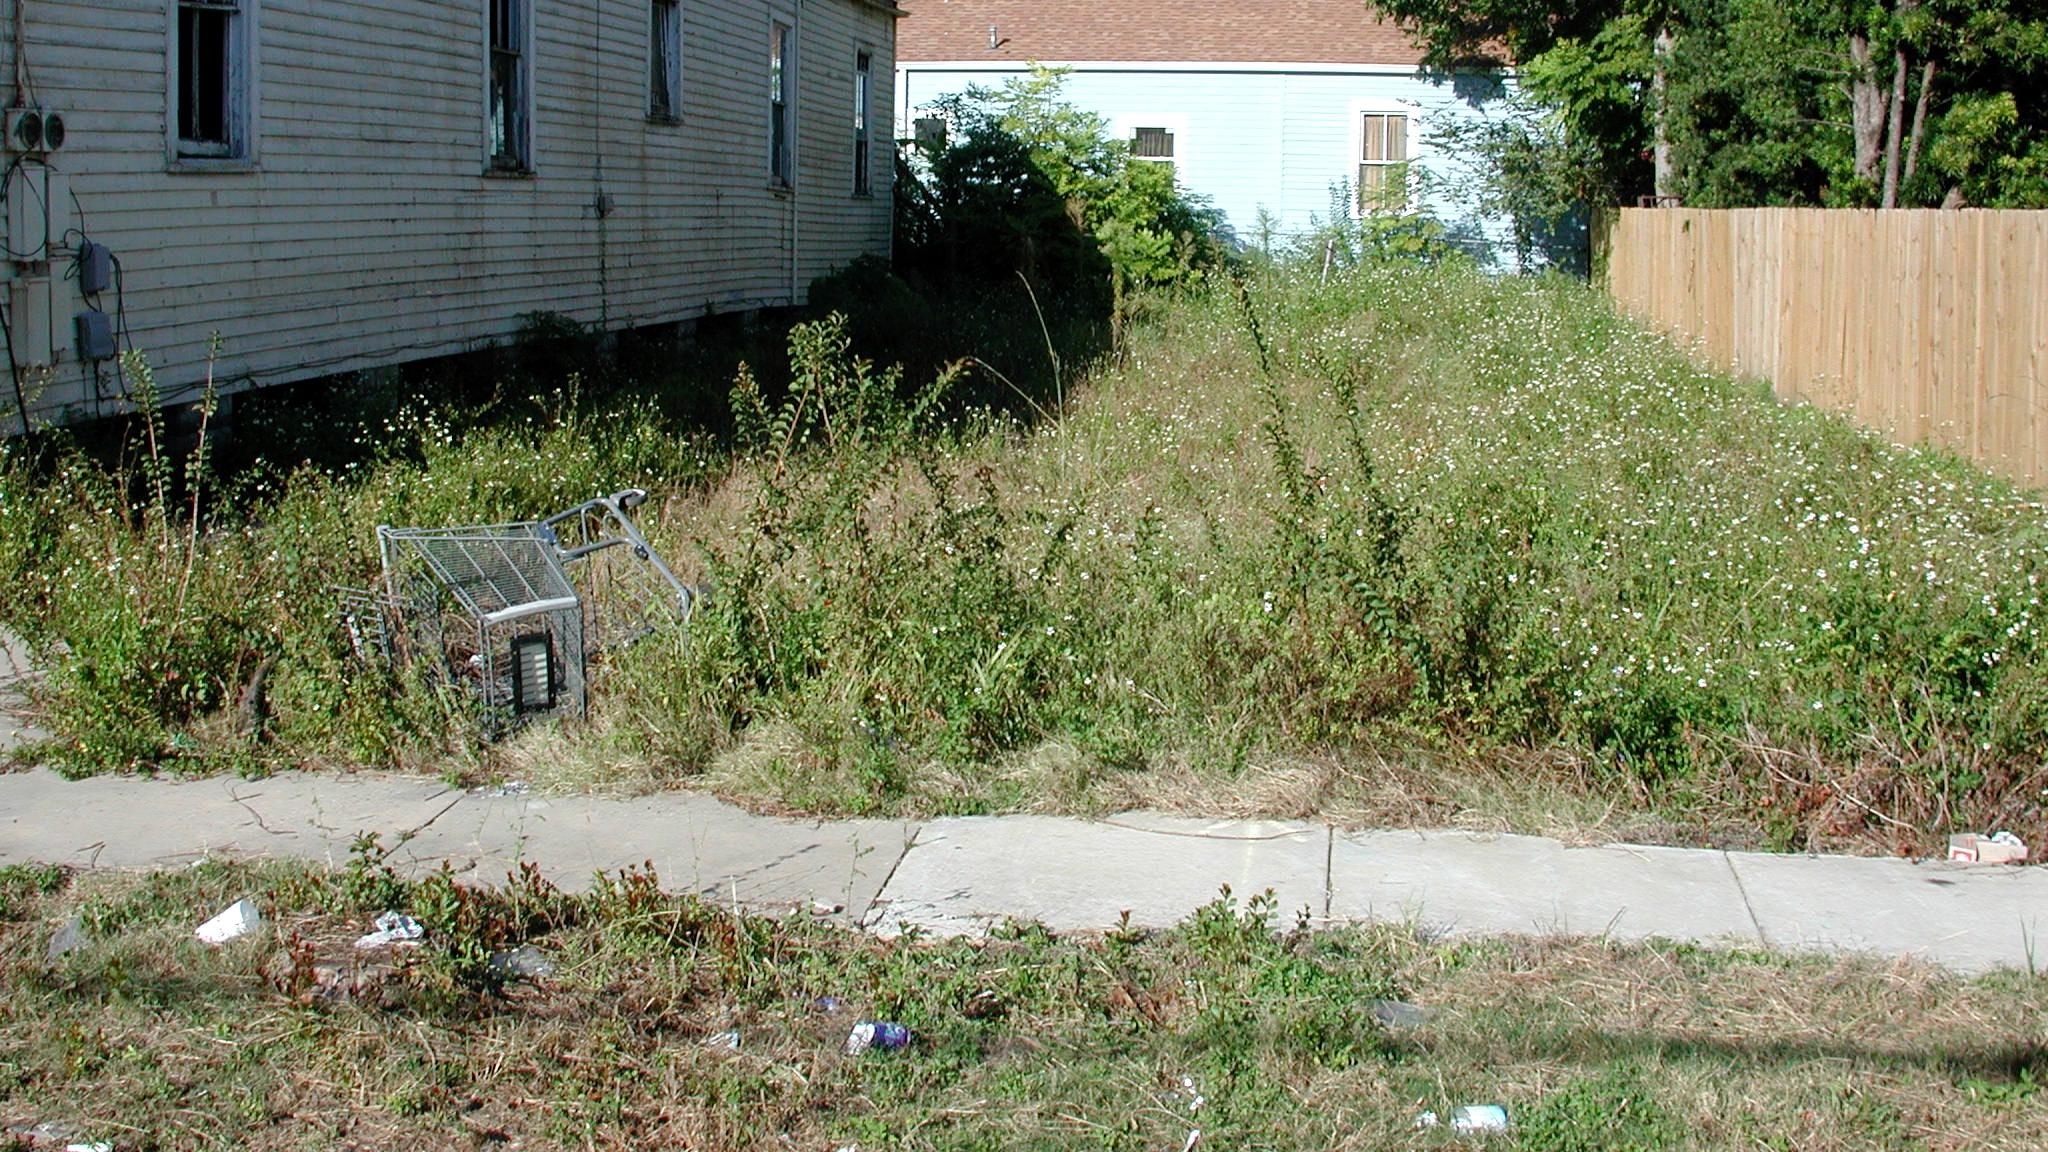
<box><xmin>5</xmin><ymin>858</ymin><xmax>2047</xmax><ymax>1150</ymax></box>
<box><xmin>1404</xmin><ymin>935</ymin><xmax>2048</xmax><ymax>1151</ymax></box>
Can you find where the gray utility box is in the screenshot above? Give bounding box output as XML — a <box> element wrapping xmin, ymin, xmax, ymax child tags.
<box><xmin>73</xmin><ymin>310</ymin><xmax>114</xmax><ymax>361</ymax></box>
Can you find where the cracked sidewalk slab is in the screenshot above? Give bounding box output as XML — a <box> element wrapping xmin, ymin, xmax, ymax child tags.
<box><xmin>1728</xmin><ymin>850</ymin><xmax>2048</xmax><ymax>974</ymax></box>
<box><xmin>0</xmin><ymin>627</ymin><xmax>48</xmax><ymax>759</ymax></box>
<box><xmin>392</xmin><ymin>789</ymin><xmax>914</xmax><ymax>923</ymax></box>
<box><xmin>0</xmin><ymin>768</ymin><xmax>914</xmax><ymax>925</ymax></box>
<box><xmin>1327</xmin><ymin>829</ymin><xmax>1762</xmax><ymax>946</ymax></box>
<box><xmin>863</xmin><ymin>813</ymin><xmax>1327</xmax><ymax>937</ymax></box>
<box><xmin>0</xmin><ymin>769</ymin><xmax>464</xmax><ymax>870</ymax></box>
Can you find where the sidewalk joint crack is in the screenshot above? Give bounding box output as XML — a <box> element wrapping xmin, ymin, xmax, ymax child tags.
<box><xmin>396</xmin><ymin>793</ymin><xmax>466</xmax><ymax>846</ymax></box>
<box><xmin>863</xmin><ymin>824</ymin><xmax>922</xmax><ymax>926</ymax></box>
<box><xmin>1723</xmin><ymin>851</ymin><xmax>1768</xmax><ymax>946</ymax></box>
<box><xmin>1322</xmin><ymin>825</ymin><xmax>1334</xmax><ymax>925</ymax></box>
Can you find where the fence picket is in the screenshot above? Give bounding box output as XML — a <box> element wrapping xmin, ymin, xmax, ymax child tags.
<box><xmin>1604</xmin><ymin>208</ymin><xmax>2048</xmax><ymax>486</ymax></box>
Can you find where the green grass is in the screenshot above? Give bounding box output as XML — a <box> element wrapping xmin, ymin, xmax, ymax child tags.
<box><xmin>5</xmin><ymin>258</ymin><xmax>2048</xmax><ymax>853</ymax></box>
<box><xmin>3</xmin><ymin>859</ymin><xmax>2045</xmax><ymax>1149</ymax></box>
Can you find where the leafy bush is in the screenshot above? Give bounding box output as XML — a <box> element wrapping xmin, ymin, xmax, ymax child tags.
<box><xmin>897</xmin><ymin>66</ymin><xmax>1228</xmax><ymax>328</ymax></box>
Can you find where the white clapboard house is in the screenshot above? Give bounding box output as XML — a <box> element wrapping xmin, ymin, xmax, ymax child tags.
<box><xmin>0</xmin><ymin>0</ymin><xmax>899</xmax><ymax>433</ymax></box>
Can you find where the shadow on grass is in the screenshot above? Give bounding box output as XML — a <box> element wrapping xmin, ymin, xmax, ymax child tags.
<box><xmin>1513</xmin><ymin>1027</ymin><xmax>2048</xmax><ymax>1084</ymax></box>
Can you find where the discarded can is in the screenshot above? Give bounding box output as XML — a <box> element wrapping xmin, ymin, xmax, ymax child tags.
<box><xmin>1451</xmin><ymin>1104</ymin><xmax>1510</xmax><ymax>1133</ymax></box>
<box><xmin>844</xmin><ymin>1021</ymin><xmax>912</xmax><ymax>1055</ymax></box>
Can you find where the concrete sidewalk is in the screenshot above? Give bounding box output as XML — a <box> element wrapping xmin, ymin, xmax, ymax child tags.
<box><xmin>2</xmin><ymin>767</ymin><xmax>2043</xmax><ymax>974</ymax></box>
<box><xmin>0</xmin><ymin>629</ymin><xmax>46</xmax><ymax>759</ymax></box>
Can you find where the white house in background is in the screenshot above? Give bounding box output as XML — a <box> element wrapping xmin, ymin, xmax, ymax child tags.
<box><xmin>894</xmin><ymin>0</ymin><xmax>1509</xmax><ymax>249</ymax></box>
<box><xmin>0</xmin><ymin>0</ymin><xmax>900</xmax><ymax>435</ymax></box>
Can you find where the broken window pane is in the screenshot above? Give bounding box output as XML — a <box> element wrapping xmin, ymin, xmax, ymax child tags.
<box><xmin>854</xmin><ymin>50</ymin><xmax>871</xmax><ymax>194</ymax></box>
<box><xmin>489</xmin><ymin>0</ymin><xmax>529</xmax><ymax>168</ymax></box>
<box><xmin>650</xmin><ymin>0</ymin><xmax>681</xmax><ymax>119</ymax></box>
<box><xmin>771</xmin><ymin>23</ymin><xmax>791</xmax><ymax>184</ymax></box>
<box><xmin>177</xmin><ymin>0</ymin><xmax>237</xmax><ymax>154</ymax></box>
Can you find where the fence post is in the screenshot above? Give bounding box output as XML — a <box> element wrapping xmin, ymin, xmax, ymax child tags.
<box><xmin>1589</xmin><ymin>205</ymin><xmax>1614</xmax><ymax>287</ymax></box>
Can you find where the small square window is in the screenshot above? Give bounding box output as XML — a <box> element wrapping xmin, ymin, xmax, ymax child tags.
<box><xmin>1132</xmin><ymin>127</ymin><xmax>1174</xmax><ymax>162</ymax></box>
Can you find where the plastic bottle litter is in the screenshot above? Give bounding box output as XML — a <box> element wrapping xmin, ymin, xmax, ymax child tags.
<box><xmin>1451</xmin><ymin>1104</ymin><xmax>1511</xmax><ymax>1134</ymax></box>
<box><xmin>844</xmin><ymin>1021</ymin><xmax>913</xmax><ymax>1055</ymax></box>
<box><xmin>46</xmin><ymin>915</ymin><xmax>83</xmax><ymax>962</ymax></box>
<box><xmin>1414</xmin><ymin>1111</ymin><xmax>1441</xmax><ymax>1129</ymax></box>
<box><xmin>486</xmin><ymin>944</ymin><xmax>556</xmax><ymax>980</ymax></box>
<box><xmin>1369</xmin><ymin>999</ymin><xmax>1434</xmax><ymax>1031</ymax></box>
<box><xmin>354</xmin><ymin>911</ymin><xmax>425</xmax><ymax>949</ymax></box>
<box><xmin>963</xmin><ymin>989</ymin><xmax>1006</xmax><ymax>1019</ymax></box>
<box><xmin>704</xmin><ymin>1030</ymin><xmax>741</xmax><ymax>1050</ymax></box>
<box><xmin>4</xmin><ymin>1122</ymin><xmax>108</xmax><ymax>1152</ymax></box>
<box><xmin>195</xmin><ymin>898</ymin><xmax>262</xmax><ymax>944</ymax></box>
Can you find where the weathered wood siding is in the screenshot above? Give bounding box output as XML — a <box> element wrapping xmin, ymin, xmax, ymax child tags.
<box><xmin>1</xmin><ymin>0</ymin><xmax>896</xmax><ymax>429</ymax></box>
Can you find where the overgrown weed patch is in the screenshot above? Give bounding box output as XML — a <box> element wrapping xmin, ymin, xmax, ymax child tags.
<box><xmin>6</xmin><ymin>261</ymin><xmax>2048</xmax><ymax>852</ymax></box>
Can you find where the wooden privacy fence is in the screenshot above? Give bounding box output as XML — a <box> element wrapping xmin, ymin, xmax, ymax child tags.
<box><xmin>1598</xmin><ymin>207</ymin><xmax>2048</xmax><ymax>486</ymax></box>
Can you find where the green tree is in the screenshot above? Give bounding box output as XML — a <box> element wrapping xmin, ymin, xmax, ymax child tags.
<box><xmin>898</xmin><ymin>67</ymin><xmax>1226</xmax><ymax>327</ymax></box>
<box><xmin>1379</xmin><ymin>0</ymin><xmax>2048</xmax><ymax>208</ymax></box>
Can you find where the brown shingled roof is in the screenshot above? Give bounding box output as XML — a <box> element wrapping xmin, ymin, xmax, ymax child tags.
<box><xmin>897</xmin><ymin>0</ymin><xmax>1427</xmax><ymax>67</ymax></box>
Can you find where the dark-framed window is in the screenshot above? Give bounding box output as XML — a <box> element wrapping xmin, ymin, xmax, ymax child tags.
<box><xmin>176</xmin><ymin>0</ymin><xmax>247</xmax><ymax>158</ymax></box>
<box><xmin>853</xmin><ymin>49</ymin><xmax>872</xmax><ymax>195</ymax></box>
<box><xmin>1132</xmin><ymin>127</ymin><xmax>1174</xmax><ymax>162</ymax></box>
<box><xmin>488</xmin><ymin>0</ymin><xmax>532</xmax><ymax>171</ymax></box>
<box><xmin>649</xmin><ymin>0</ymin><xmax>681</xmax><ymax>121</ymax></box>
<box><xmin>770</xmin><ymin>21</ymin><xmax>792</xmax><ymax>186</ymax></box>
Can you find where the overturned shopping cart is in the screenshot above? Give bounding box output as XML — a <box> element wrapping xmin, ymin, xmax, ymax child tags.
<box><xmin>368</xmin><ymin>489</ymin><xmax>697</xmax><ymax>730</ymax></box>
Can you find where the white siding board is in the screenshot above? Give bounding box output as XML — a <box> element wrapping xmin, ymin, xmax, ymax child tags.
<box><xmin>5</xmin><ymin>0</ymin><xmax>897</xmax><ymax>429</ymax></box>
